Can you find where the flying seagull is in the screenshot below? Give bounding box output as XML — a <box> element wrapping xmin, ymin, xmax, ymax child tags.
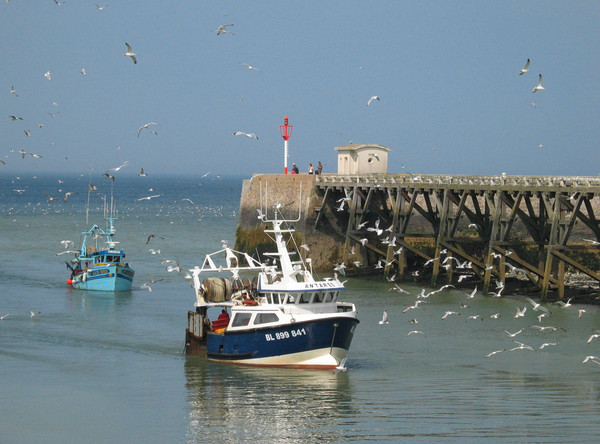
<box><xmin>146</xmin><ymin>234</ymin><xmax>165</xmax><ymax>245</ymax></box>
<box><xmin>124</xmin><ymin>43</ymin><xmax>137</xmax><ymax>64</ymax></box>
<box><xmin>215</xmin><ymin>24</ymin><xmax>234</xmax><ymax>35</ymax></box>
<box><xmin>107</xmin><ymin>160</ymin><xmax>129</xmax><ymax>172</ymax></box>
<box><xmin>138</xmin><ymin>122</ymin><xmax>157</xmax><ymax>137</ymax></box>
<box><xmin>532</xmin><ymin>74</ymin><xmax>544</xmax><ymax>93</ymax></box>
<box><xmin>136</xmin><ymin>194</ymin><xmax>162</xmax><ymax>201</ymax></box>
<box><xmin>519</xmin><ymin>58</ymin><xmax>530</xmax><ymax>75</ymax></box>
<box><xmin>10</xmin><ymin>85</ymin><xmax>18</xmax><ymax>96</ymax></box>
<box><xmin>367</xmin><ymin>95</ymin><xmax>380</xmax><ymax>107</ymax></box>
<box><xmin>484</xmin><ymin>349</ymin><xmax>506</xmax><ymax>358</ymax></box>
<box><xmin>241</xmin><ymin>63</ymin><xmax>261</xmax><ymax>71</ymax></box>
<box><xmin>233</xmin><ymin>131</ymin><xmax>259</xmax><ymax>140</ymax></box>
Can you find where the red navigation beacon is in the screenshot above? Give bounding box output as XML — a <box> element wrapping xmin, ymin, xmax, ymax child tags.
<box><xmin>280</xmin><ymin>115</ymin><xmax>293</xmax><ymax>174</ymax></box>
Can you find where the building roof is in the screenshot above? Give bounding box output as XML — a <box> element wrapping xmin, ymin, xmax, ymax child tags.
<box><xmin>334</xmin><ymin>144</ymin><xmax>391</xmax><ymax>152</ymax></box>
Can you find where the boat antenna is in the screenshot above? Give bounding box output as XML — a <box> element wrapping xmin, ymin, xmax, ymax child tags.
<box><xmin>85</xmin><ymin>168</ymin><xmax>93</xmax><ymax>226</ymax></box>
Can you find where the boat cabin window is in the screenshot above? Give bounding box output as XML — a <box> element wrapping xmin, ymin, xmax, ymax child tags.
<box><xmin>324</xmin><ymin>292</ymin><xmax>335</xmax><ymax>302</ymax></box>
<box><xmin>298</xmin><ymin>293</ymin><xmax>310</xmax><ymax>304</ymax></box>
<box><xmin>231</xmin><ymin>313</ymin><xmax>252</xmax><ymax>327</ymax></box>
<box><xmin>284</xmin><ymin>294</ymin><xmax>295</xmax><ymax>304</ymax></box>
<box><xmin>312</xmin><ymin>292</ymin><xmax>323</xmax><ymax>303</ymax></box>
<box><xmin>254</xmin><ymin>313</ymin><xmax>279</xmax><ymax>325</ymax></box>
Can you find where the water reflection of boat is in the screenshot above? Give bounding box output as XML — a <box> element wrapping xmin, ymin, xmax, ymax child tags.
<box><xmin>185</xmin><ymin>206</ymin><xmax>359</xmax><ymax>370</ymax></box>
<box><xmin>184</xmin><ymin>359</ymin><xmax>356</xmax><ymax>442</ymax></box>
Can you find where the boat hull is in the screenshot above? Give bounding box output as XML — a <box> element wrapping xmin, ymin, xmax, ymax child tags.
<box><xmin>201</xmin><ymin>316</ymin><xmax>359</xmax><ymax>369</ymax></box>
<box><xmin>71</xmin><ymin>264</ymin><xmax>134</xmax><ymax>291</ymax></box>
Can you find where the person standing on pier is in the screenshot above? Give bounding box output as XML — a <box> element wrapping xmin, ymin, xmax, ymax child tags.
<box><xmin>317</xmin><ymin>161</ymin><xmax>323</xmax><ymax>175</ymax></box>
<box><xmin>308</xmin><ymin>163</ymin><xmax>314</xmax><ymax>174</ymax></box>
<box><xmin>291</xmin><ymin>163</ymin><xmax>299</xmax><ymax>174</ymax></box>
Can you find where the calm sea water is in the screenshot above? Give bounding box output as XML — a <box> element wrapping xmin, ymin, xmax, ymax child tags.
<box><xmin>1</xmin><ymin>173</ymin><xmax>600</xmax><ymax>443</ymax></box>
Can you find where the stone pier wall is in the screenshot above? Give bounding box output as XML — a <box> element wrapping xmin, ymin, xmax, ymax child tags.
<box><xmin>234</xmin><ymin>174</ymin><xmax>343</xmax><ymax>272</ymax></box>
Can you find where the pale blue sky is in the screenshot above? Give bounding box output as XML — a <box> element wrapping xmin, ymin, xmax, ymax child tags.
<box><xmin>1</xmin><ymin>1</ymin><xmax>598</xmax><ymax>177</ymax></box>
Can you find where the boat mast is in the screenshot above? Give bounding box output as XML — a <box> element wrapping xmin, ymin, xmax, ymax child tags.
<box><xmin>86</xmin><ymin>170</ymin><xmax>92</xmax><ymax>226</ymax></box>
<box><xmin>105</xmin><ymin>178</ymin><xmax>117</xmax><ymax>244</ymax></box>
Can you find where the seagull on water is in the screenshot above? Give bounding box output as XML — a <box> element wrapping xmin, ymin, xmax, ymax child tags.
<box><xmin>378</xmin><ymin>310</ymin><xmax>389</xmax><ymax>324</ymax></box>
<box><xmin>233</xmin><ymin>131</ymin><xmax>259</xmax><ymax>140</ymax></box>
<box><xmin>138</xmin><ymin>168</ymin><xmax>148</xmax><ymax>177</ymax></box>
<box><xmin>518</xmin><ymin>58</ymin><xmax>530</xmax><ymax>75</ymax></box>
<box><xmin>532</xmin><ymin>74</ymin><xmax>544</xmax><ymax>93</ymax></box>
<box><xmin>124</xmin><ymin>43</ymin><xmax>137</xmax><ymax>64</ymax></box>
<box><xmin>0</xmin><ymin>314</ymin><xmax>9</xmax><ymax>320</ymax></box>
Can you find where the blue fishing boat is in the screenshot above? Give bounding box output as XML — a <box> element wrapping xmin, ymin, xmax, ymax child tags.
<box><xmin>185</xmin><ymin>205</ymin><xmax>359</xmax><ymax>370</ymax></box>
<box><xmin>65</xmin><ymin>183</ymin><xmax>134</xmax><ymax>291</ymax></box>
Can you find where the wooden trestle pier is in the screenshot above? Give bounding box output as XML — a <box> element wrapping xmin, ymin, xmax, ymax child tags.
<box><xmin>312</xmin><ymin>174</ymin><xmax>600</xmax><ymax>300</ymax></box>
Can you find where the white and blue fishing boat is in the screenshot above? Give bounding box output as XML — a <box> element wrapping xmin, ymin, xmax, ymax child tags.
<box><xmin>65</xmin><ymin>183</ymin><xmax>134</xmax><ymax>291</ymax></box>
<box><xmin>185</xmin><ymin>207</ymin><xmax>359</xmax><ymax>370</ymax></box>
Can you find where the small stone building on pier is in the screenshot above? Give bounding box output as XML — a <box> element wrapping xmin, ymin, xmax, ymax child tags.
<box><xmin>335</xmin><ymin>144</ymin><xmax>391</xmax><ymax>175</ymax></box>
